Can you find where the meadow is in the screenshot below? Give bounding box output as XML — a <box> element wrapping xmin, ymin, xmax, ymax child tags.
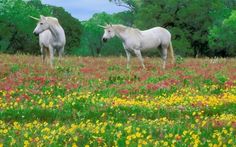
<box><xmin>0</xmin><ymin>54</ymin><xmax>235</xmax><ymax>146</ymax></box>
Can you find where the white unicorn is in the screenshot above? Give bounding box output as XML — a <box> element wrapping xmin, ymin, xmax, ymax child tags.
<box><xmin>100</xmin><ymin>24</ymin><xmax>175</xmax><ymax>69</ymax></box>
<box><xmin>31</xmin><ymin>15</ymin><xmax>66</xmax><ymax>68</ymax></box>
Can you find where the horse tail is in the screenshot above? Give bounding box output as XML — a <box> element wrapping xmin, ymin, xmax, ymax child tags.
<box><xmin>168</xmin><ymin>41</ymin><xmax>175</xmax><ymax>64</ymax></box>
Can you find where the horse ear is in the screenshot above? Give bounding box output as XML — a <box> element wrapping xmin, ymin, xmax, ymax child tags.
<box><xmin>40</xmin><ymin>15</ymin><xmax>46</xmax><ymax>20</ymax></box>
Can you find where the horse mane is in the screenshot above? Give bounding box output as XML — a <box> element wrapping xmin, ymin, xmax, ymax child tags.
<box><xmin>46</xmin><ymin>17</ymin><xmax>60</xmax><ymax>26</ymax></box>
<box><xmin>111</xmin><ymin>24</ymin><xmax>127</xmax><ymax>32</ymax></box>
<box><xmin>112</xmin><ymin>24</ymin><xmax>142</xmax><ymax>38</ymax></box>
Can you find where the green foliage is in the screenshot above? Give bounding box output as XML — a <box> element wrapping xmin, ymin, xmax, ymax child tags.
<box><xmin>209</xmin><ymin>10</ymin><xmax>236</xmax><ymax>56</ymax></box>
<box><xmin>78</xmin><ymin>12</ymin><xmax>132</xmax><ymax>56</ymax></box>
<box><xmin>1</xmin><ymin>0</ymin><xmax>236</xmax><ymax>57</ymax></box>
<box><xmin>0</xmin><ymin>0</ymin><xmax>50</xmax><ymax>54</ymax></box>
<box><xmin>10</xmin><ymin>64</ymin><xmax>20</xmax><ymax>73</ymax></box>
<box><xmin>0</xmin><ymin>0</ymin><xmax>82</xmax><ymax>54</ymax></box>
<box><xmin>175</xmin><ymin>55</ymin><xmax>184</xmax><ymax>64</ymax></box>
<box><xmin>215</xmin><ymin>73</ymin><xmax>228</xmax><ymax>85</ymax></box>
<box><xmin>110</xmin><ymin>0</ymin><xmax>236</xmax><ymax>57</ymax></box>
<box><xmin>133</xmin><ymin>0</ymin><xmax>220</xmax><ymax>57</ymax></box>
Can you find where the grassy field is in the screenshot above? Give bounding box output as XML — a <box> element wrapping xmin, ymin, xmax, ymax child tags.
<box><xmin>0</xmin><ymin>54</ymin><xmax>236</xmax><ymax>146</ymax></box>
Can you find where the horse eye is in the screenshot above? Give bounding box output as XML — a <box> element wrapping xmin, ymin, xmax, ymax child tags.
<box><xmin>40</xmin><ymin>23</ymin><xmax>43</xmax><ymax>25</ymax></box>
<box><xmin>108</xmin><ymin>30</ymin><xmax>111</xmax><ymax>33</ymax></box>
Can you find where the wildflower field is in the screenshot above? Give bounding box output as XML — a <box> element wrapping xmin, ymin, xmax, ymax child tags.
<box><xmin>0</xmin><ymin>54</ymin><xmax>236</xmax><ymax>147</ymax></box>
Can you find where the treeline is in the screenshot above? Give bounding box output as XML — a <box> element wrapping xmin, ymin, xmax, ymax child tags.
<box><xmin>0</xmin><ymin>0</ymin><xmax>82</xmax><ymax>54</ymax></box>
<box><xmin>81</xmin><ymin>0</ymin><xmax>236</xmax><ymax>57</ymax></box>
<box><xmin>0</xmin><ymin>0</ymin><xmax>236</xmax><ymax>57</ymax></box>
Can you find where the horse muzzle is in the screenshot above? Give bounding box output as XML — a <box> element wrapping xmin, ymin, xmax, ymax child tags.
<box><xmin>33</xmin><ymin>31</ymin><xmax>39</xmax><ymax>36</ymax></box>
<box><xmin>102</xmin><ymin>38</ymin><xmax>108</xmax><ymax>43</ymax></box>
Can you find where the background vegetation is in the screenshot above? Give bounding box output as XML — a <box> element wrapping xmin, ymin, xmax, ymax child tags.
<box><xmin>0</xmin><ymin>0</ymin><xmax>236</xmax><ymax>57</ymax></box>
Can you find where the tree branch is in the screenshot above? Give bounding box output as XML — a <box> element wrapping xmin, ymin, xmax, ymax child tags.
<box><xmin>110</xmin><ymin>0</ymin><xmax>135</xmax><ymax>11</ymax></box>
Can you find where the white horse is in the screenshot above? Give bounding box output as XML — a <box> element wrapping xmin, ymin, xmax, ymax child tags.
<box><xmin>100</xmin><ymin>24</ymin><xmax>175</xmax><ymax>69</ymax></box>
<box><xmin>31</xmin><ymin>15</ymin><xmax>66</xmax><ymax>68</ymax></box>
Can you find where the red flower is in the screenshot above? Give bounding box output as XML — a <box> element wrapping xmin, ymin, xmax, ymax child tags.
<box><xmin>97</xmin><ymin>137</ymin><xmax>103</xmax><ymax>144</ymax></box>
<box><xmin>176</xmin><ymin>135</ymin><xmax>182</xmax><ymax>140</ymax></box>
<box><xmin>232</xmin><ymin>121</ymin><xmax>236</xmax><ymax>128</ymax></box>
<box><xmin>80</xmin><ymin>68</ymin><xmax>94</xmax><ymax>73</ymax></box>
<box><xmin>16</xmin><ymin>97</ymin><xmax>21</xmax><ymax>102</ymax></box>
<box><xmin>22</xmin><ymin>94</ymin><xmax>30</xmax><ymax>101</ymax></box>
<box><xmin>119</xmin><ymin>89</ymin><xmax>129</xmax><ymax>95</ymax></box>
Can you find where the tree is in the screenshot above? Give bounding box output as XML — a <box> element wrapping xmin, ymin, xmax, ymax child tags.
<box><xmin>132</xmin><ymin>0</ymin><xmax>233</xmax><ymax>57</ymax></box>
<box><xmin>0</xmin><ymin>0</ymin><xmax>82</xmax><ymax>55</ymax></box>
<box><xmin>108</xmin><ymin>0</ymin><xmax>236</xmax><ymax>57</ymax></box>
<box><xmin>209</xmin><ymin>10</ymin><xmax>236</xmax><ymax>56</ymax></box>
<box><xmin>78</xmin><ymin>12</ymin><xmax>127</xmax><ymax>56</ymax></box>
<box><xmin>108</xmin><ymin>0</ymin><xmax>139</xmax><ymax>12</ymax></box>
<box><xmin>0</xmin><ymin>0</ymin><xmax>51</xmax><ymax>54</ymax></box>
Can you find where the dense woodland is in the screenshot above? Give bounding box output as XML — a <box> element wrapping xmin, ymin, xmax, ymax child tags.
<box><xmin>0</xmin><ymin>0</ymin><xmax>236</xmax><ymax>57</ymax></box>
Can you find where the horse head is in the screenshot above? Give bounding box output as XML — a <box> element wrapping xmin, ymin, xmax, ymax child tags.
<box><xmin>98</xmin><ymin>24</ymin><xmax>115</xmax><ymax>43</ymax></box>
<box><xmin>33</xmin><ymin>15</ymin><xmax>50</xmax><ymax>36</ymax></box>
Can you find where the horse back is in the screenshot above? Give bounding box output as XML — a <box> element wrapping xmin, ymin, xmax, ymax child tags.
<box><xmin>140</xmin><ymin>27</ymin><xmax>171</xmax><ymax>47</ymax></box>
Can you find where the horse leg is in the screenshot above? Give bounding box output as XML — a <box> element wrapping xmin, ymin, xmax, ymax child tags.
<box><xmin>41</xmin><ymin>47</ymin><xmax>46</xmax><ymax>63</ymax></box>
<box><xmin>123</xmin><ymin>43</ymin><xmax>131</xmax><ymax>69</ymax></box>
<box><xmin>58</xmin><ymin>47</ymin><xmax>64</xmax><ymax>61</ymax></box>
<box><xmin>161</xmin><ymin>47</ymin><xmax>168</xmax><ymax>69</ymax></box>
<box><xmin>134</xmin><ymin>49</ymin><xmax>145</xmax><ymax>69</ymax></box>
<box><xmin>49</xmin><ymin>46</ymin><xmax>54</xmax><ymax>68</ymax></box>
<box><xmin>125</xmin><ymin>49</ymin><xmax>131</xmax><ymax>69</ymax></box>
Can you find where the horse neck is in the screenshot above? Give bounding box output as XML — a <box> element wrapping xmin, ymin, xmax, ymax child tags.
<box><xmin>48</xmin><ymin>24</ymin><xmax>64</xmax><ymax>42</ymax></box>
<box><xmin>113</xmin><ymin>26</ymin><xmax>128</xmax><ymax>41</ymax></box>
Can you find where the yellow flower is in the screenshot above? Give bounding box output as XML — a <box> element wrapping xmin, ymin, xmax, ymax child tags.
<box><xmin>125</xmin><ymin>140</ymin><xmax>130</xmax><ymax>145</ymax></box>
<box><xmin>101</xmin><ymin>113</ymin><xmax>105</xmax><ymax>117</ymax></box>
<box><xmin>183</xmin><ymin>131</ymin><xmax>188</xmax><ymax>136</ymax></box>
<box><xmin>191</xmin><ymin>124</ymin><xmax>195</xmax><ymax>129</ymax></box>
<box><xmin>24</xmin><ymin>133</ymin><xmax>28</xmax><ymax>138</ymax></box>
<box><xmin>3</xmin><ymin>129</ymin><xmax>8</xmax><ymax>134</ymax></box>
<box><xmin>24</xmin><ymin>140</ymin><xmax>29</xmax><ymax>147</ymax></box>
<box><xmin>11</xmin><ymin>138</ymin><xmax>16</xmax><ymax>145</ymax></box>
<box><xmin>228</xmin><ymin>139</ymin><xmax>233</xmax><ymax>144</ymax></box>
<box><xmin>35</xmin><ymin>137</ymin><xmax>39</xmax><ymax>142</ymax></box>
<box><xmin>41</xmin><ymin>103</ymin><xmax>46</xmax><ymax>108</ymax></box>
<box><xmin>136</xmin><ymin>132</ymin><xmax>141</xmax><ymax>138</ymax></box>
<box><xmin>147</xmin><ymin>135</ymin><xmax>152</xmax><ymax>140</ymax></box>
<box><xmin>163</xmin><ymin>141</ymin><xmax>168</xmax><ymax>146</ymax></box>
<box><xmin>115</xmin><ymin>123</ymin><xmax>122</xmax><ymax>128</ymax></box>
<box><xmin>168</xmin><ymin>133</ymin><xmax>173</xmax><ymax>138</ymax></box>
<box><xmin>117</xmin><ymin>131</ymin><xmax>122</xmax><ymax>139</ymax></box>
<box><xmin>142</xmin><ymin>140</ymin><xmax>147</xmax><ymax>145</ymax></box>
<box><xmin>201</xmin><ymin>120</ymin><xmax>207</xmax><ymax>127</ymax></box>
<box><xmin>125</xmin><ymin>126</ymin><xmax>132</xmax><ymax>134</ymax></box>
<box><xmin>222</xmin><ymin>129</ymin><xmax>228</xmax><ymax>135</ymax></box>
<box><xmin>49</xmin><ymin>101</ymin><xmax>54</xmax><ymax>108</ymax></box>
<box><xmin>73</xmin><ymin>136</ymin><xmax>78</xmax><ymax>142</ymax></box>
<box><xmin>72</xmin><ymin>143</ymin><xmax>77</xmax><ymax>147</ymax></box>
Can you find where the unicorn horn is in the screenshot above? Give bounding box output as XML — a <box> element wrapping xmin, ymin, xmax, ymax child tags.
<box><xmin>97</xmin><ymin>25</ymin><xmax>106</xmax><ymax>28</ymax></box>
<box><xmin>29</xmin><ymin>16</ymin><xmax>40</xmax><ymax>21</ymax></box>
